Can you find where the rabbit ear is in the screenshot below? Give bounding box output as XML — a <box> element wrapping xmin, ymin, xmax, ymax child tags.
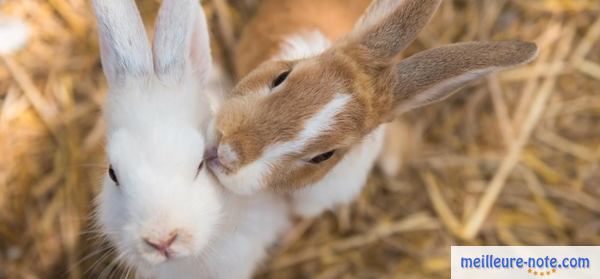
<box><xmin>346</xmin><ymin>0</ymin><xmax>441</xmax><ymax>58</ymax></box>
<box><xmin>92</xmin><ymin>0</ymin><xmax>153</xmax><ymax>85</ymax></box>
<box><xmin>389</xmin><ymin>41</ymin><xmax>538</xmax><ymax>117</ymax></box>
<box><xmin>152</xmin><ymin>0</ymin><xmax>211</xmax><ymax>83</ymax></box>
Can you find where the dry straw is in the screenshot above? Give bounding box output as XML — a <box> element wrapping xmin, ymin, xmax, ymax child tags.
<box><xmin>1</xmin><ymin>0</ymin><xmax>599</xmax><ymax>278</ymax></box>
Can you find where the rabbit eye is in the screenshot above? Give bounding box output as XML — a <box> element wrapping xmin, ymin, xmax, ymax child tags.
<box><xmin>108</xmin><ymin>165</ymin><xmax>119</xmax><ymax>186</ymax></box>
<box><xmin>271</xmin><ymin>71</ymin><xmax>290</xmax><ymax>88</ymax></box>
<box><xmin>308</xmin><ymin>150</ymin><xmax>336</xmax><ymax>164</ymax></box>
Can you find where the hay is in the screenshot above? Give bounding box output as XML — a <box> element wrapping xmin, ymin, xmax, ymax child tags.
<box><xmin>0</xmin><ymin>0</ymin><xmax>599</xmax><ymax>278</ymax></box>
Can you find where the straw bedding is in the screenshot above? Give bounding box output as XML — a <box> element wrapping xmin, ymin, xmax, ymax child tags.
<box><xmin>0</xmin><ymin>0</ymin><xmax>599</xmax><ymax>278</ymax></box>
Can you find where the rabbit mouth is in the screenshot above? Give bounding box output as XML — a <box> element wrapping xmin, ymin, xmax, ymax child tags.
<box><xmin>137</xmin><ymin>245</ymin><xmax>194</xmax><ymax>267</ymax></box>
<box><xmin>140</xmin><ymin>251</ymin><xmax>172</xmax><ymax>265</ymax></box>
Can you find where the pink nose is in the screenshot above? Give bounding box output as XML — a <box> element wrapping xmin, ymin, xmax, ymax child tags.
<box><xmin>216</xmin><ymin>144</ymin><xmax>238</xmax><ymax>171</ymax></box>
<box><xmin>207</xmin><ymin>146</ymin><xmax>235</xmax><ymax>173</ymax></box>
<box><xmin>144</xmin><ymin>233</ymin><xmax>177</xmax><ymax>257</ymax></box>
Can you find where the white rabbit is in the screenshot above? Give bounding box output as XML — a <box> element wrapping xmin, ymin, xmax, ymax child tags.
<box><xmin>207</xmin><ymin>0</ymin><xmax>538</xmax><ymax>217</ymax></box>
<box><xmin>92</xmin><ymin>0</ymin><xmax>290</xmax><ymax>278</ymax></box>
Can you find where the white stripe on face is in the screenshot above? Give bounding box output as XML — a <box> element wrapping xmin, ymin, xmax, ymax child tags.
<box><xmin>265</xmin><ymin>93</ymin><xmax>351</xmax><ymax>159</ymax></box>
<box><xmin>219</xmin><ymin>93</ymin><xmax>351</xmax><ymax>194</ymax></box>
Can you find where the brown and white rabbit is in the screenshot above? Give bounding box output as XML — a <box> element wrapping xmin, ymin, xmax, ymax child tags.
<box><xmin>93</xmin><ymin>0</ymin><xmax>289</xmax><ymax>278</ymax></box>
<box><xmin>207</xmin><ymin>0</ymin><xmax>538</xmax><ymax>217</ymax></box>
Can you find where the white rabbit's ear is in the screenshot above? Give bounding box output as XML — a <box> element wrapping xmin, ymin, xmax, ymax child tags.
<box><xmin>92</xmin><ymin>0</ymin><xmax>153</xmax><ymax>85</ymax></box>
<box><xmin>390</xmin><ymin>41</ymin><xmax>538</xmax><ymax>117</ymax></box>
<box><xmin>153</xmin><ymin>0</ymin><xmax>211</xmax><ymax>83</ymax></box>
<box><xmin>346</xmin><ymin>0</ymin><xmax>441</xmax><ymax>58</ymax></box>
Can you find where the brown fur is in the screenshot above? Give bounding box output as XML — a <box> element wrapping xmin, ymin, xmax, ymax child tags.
<box><xmin>217</xmin><ymin>53</ymin><xmax>367</xmax><ymax>172</ymax></box>
<box><xmin>235</xmin><ymin>0</ymin><xmax>372</xmax><ymax>79</ymax></box>
<box><xmin>347</xmin><ymin>0</ymin><xmax>442</xmax><ymax>58</ymax></box>
<box><xmin>390</xmin><ymin>41</ymin><xmax>539</xmax><ymax>116</ymax></box>
<box><xmin>213</xmin><ymin>0</ymin><xmax>537</xmax><ymax>192</ymax></box>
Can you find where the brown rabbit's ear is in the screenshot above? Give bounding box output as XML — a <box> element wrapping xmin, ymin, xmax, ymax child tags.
<box><xmin>389</xmin><ymin>41</ymin><xmax>538</xmax><ymax>117</ymax></box>
<box><xmin>345</xmin><ymin>0</ymin><xmax>442</xmax><ymax>58</ymax></box>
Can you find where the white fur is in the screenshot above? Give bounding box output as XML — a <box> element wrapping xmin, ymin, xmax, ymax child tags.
<box><xmin>275</xmin><ymin>30</ymin><xmax>331</xmax><ymax>61</ymax></box>
<box><xmin>93</xmin><ymin>0</ymin><xmax>153</xmax><ymax>84</ymax></box>
<box><xmin>94</xmin><ymin>1</ymin><xmax>290</xmax><ymax>278</ymax></box>
<box><xmin>216</xmin><ymin>143</ymin><xmax>237</xmax><ymax>167</ymax></box>
<box><xmin>264</xmin><ymin>93</ymin><xmax>351</xmax><ymax>160</ymax></box>
<box><xmin>215</xmin><ymin>94</ymin><xmax>351</xmax><ymax>195</ymax></box>
<box><xmin>121</xmin><ymin>191</ymin><xmax>291</xmax><ymax>279</ymax></box>
<box><xmin>292</xmin><ymin>125</ymin><xmax>387</xmax><ymax>217</ymax></box>
<box><xmin>100</xmin><ymin>73</ymin><xmax>290</xmax><ymax>279</ymax></box>
<box><xmin>294</xmin><ymin>94</ymin><xmax>351</xmax><ymax>148</ymax></box>
<box><xmin>152</xmin><ymin>0</ymin><xmax>211</xmax><ymax>84</ymax></box>
<box><xmin>0</xmin><ymin>16</ymin><xmax>29</xmax><ymax>55</ymax></box>
<box><xmin>212</xmin><ymin>153</ymin><xmax>271</xmax><ymax>195</ymax></box>
<box><xmin>204</xmin><ymin>65</ymin><xmax>232</xmax><ymax>113</ymax></box>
